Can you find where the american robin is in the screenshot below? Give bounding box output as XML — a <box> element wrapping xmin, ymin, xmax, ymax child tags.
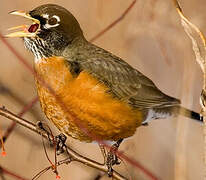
<box><xmin>6</xmin><ymin>3</ymin><xmax>202</xmax><ymax>165</ymax></box>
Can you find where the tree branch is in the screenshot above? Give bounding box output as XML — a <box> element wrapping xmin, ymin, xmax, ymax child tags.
<box><xmin>0</xmin><ymin>107</ymin><xmax>127</xmax><ymax>180</ymax></box>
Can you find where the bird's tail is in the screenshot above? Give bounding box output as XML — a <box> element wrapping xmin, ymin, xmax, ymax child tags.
<box><xmin>142</xmin><ymin>105</ymin><xmax>203</xmax><ymax>126</ymax></box>
<box><xmin>174</xmin><ymin>106</ymin><xmax>203</xmax><ymax>123</ymax></box>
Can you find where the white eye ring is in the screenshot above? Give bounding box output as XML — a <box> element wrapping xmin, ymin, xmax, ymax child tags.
<box><xmin>52</xmin><ymin>15</ymin><xmax>60</xmax><ymax>22</ymax></box>
<box><xmin>43</xmin><ymin>15</ymin><xmax>61</xmax><ymax>29</ymax></box>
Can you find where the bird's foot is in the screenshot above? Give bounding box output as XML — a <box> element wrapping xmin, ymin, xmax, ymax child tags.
<box><xmin>142</xmin><ymin>122</ymin><xmax>149</xmax><ymax>126</ymax></box>
<box><xmin>106</xmin><ymin>139</ymin><xmax>123</xmax><ymax>177</ymax></box>
<box><xmin>106</xmin><ymin>151</ymin><xmax>121</xmax><ymax>177</ymax></box>
<box><xmin>36</xmin><ymin>121</ymin><xmax>51</xmax><ymax>137</ymax></box>
<box><xmin>54</xmin><ymin>133</ymin><xmax>67</xmax><ymax>155</ymax></box>
<box><xmin>36</xmin><ymin>122</ymin><xmax>67</xmax><ymax>155</ymax></box>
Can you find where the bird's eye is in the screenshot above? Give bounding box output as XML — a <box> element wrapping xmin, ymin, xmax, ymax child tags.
<box><xmin>43</xmin><ymin>15</ymin><xmax>60</xmax><ymax>29</ymax></box>
<box><xmin>48</xmin><ymin>17</ymin><xmax>58</xmax><ymax>25</ymax></box>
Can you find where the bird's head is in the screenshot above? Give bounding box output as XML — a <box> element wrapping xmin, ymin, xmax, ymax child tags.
<box><xmin>6</xmin><ymin>4</ymin><xmax>84</xmax><ymax>60</ymax></box>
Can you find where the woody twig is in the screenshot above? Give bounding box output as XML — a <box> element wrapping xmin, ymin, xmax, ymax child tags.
<box><xmin>0</xmin><ymin>106</ymin><xmax>127</xmax><ymax>180</ymax></box>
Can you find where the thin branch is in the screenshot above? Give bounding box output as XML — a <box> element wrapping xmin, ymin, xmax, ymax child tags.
<box><xmin>2</xmin><ymin>96</ymin><xmax>38</xmax><ymax>143</ymax></box>
<box><xmin>0</xmin><ymin>80</ymin><xmax>39</xmax><ymax>118</ymax></box>
<box><xmin>0</xmin><ymin>167</ymin><xmax>6</xmax><ymax>180</ymax></box>
<box><xmin>146</xmin><ymin>0</ymin><xmax>172</xmax><ymax>66</ymax></box>
<box><xmin>0</xmin><ymin>165</ymin><xmax>29</xmax><ymax>180</ymax></box>
<box><xmin>0</xmin><ymin>76</ymin><xmax>39</xmax><ymax>145</ymax></box>
<box><xmin>93</xmin><ymin>173</ymin><xmax>105</xmax><ymax>180</ymax></box>
<box><xmin>0</xmin><ymin>80</ymin><xmax>41</xmax><ymax>142</ymax></box>
<box><xmin>0</xmin><ymin>107</ymin><xmax>127</xmax><ymax>180</ymax></box>
<box><xmin>89</xmin><ymin>0</ymin><xmax>137</xmax><ymax>43</ymax></box>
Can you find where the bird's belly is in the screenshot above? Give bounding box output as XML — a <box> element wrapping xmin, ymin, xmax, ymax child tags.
<box><xmin>34</xmin><ymin>56</ymin><xmax>142</xmax><ymax>142</ymax></box>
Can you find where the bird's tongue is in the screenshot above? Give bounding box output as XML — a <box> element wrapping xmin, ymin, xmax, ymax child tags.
<box><xmin>28</xmin><ymin>24</ymin><xmax>39</xmax><ymax>33</ymax></box>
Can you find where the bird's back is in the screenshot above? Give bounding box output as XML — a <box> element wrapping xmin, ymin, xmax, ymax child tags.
<box><xmin>63</xmin><ymin>40</ymin><xmax>180</xmax><ymax>110</ymax></box>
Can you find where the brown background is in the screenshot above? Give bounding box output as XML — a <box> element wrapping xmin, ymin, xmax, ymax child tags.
<box><xmin>0</xmin><ymin>0</ymin><xmax>204</xmax><ymax>179</ymax></box>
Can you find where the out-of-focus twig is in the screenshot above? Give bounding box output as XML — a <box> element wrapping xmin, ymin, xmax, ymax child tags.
<box><xmin>2</xmin><ymin>96</ymin><xmax>38</xmax><ymax>143</ymax></box>
<box><xmin>0</xmin><ymin>35</ymin><xmax>40</xmax><ymax>144</ymax></box>
<box><xmin>146</xmin><ymin>0</ymin><xmax>172</xmax><ymax>66</ymax></box>
<box><xmin>93</xmin><ymin>173</ymin><xmax>105</xmax><ymax>180</ymax></box>
<box><xmin>0</xmin><ymin>80</ymin><xmax>41</xmax><ymax>144</ymax></box>
<box><xmin>0</xmin><ymin>80</ymin><xmax>41</xmax><ymax>120</ymax></box>
<box><xmin>0</xmin><ymin>167</ymin><xmax>6</xmax><ymax>180</ymax></box>
<box><xmin>173</xmin><ymin>0</ymin><xmax>206</xmax><ymax>179</ymax></box>
<box><xmin>0</xmin><ymin>165</ymin><xmax>29</xmax><ymax>180</ymax></box>
<box><xmin>89</xmin><ymin>0</ymin><xmax>137</xmax><ymax>43</ymax></box>
<box><xmin>0</xmin><ymin>82</ymin><xmax>40</xmax><ymax>144</ymax></box>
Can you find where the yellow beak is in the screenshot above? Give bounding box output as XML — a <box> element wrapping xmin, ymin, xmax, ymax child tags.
<box><xmin>6</xmin><ymin>10</ymin><xmax>40</xmax><ymax>38</ymax></box>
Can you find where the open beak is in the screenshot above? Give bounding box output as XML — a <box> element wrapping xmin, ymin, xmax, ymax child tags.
<box><xmin>6</xmin><ymin>10</ymin><xmax>40</xmax><ymax>38</ymax></box>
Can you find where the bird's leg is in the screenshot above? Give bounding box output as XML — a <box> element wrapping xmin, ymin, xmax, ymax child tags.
<box><xmin>36</xmin><ymin>121</ymin><xmax>51</xmax><ymax>139</ymax></box>
<box><xmin>54</xmin><ymin>133</ymin><xmax>67</xmax><ymax>155</ymax></box>
<box><xmin>36</xmin><ymin>122</ymin><xmax>67</xmax><ymax>155</ymax></box>
<box><xmin>106</xmin><ymin>139</ymin><xmax>123</xmax><ymax>177</ymax></box>
<box><xmin>99</xmin><ymin>143</ymin><xmax>107</xmax><ymax>164</ymax></box>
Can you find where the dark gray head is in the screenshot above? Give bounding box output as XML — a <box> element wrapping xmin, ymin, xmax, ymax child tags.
<box><xmin>7</xmin><ymin>4</ymin><xmax>85</xmax><ymax>60</ymax></box>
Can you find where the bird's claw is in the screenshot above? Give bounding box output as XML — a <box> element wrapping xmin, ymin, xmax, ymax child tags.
<box><xmin>36</xmin><ymin>121</ymin><xmax>50</xmax><ymax>137</ymax></box>
<box><xmin>55</xmin><ymin>133</ymin><xmax>67</xmax><ymax>155</ymax></box>
<box><xmin>105</xmin><ymin>139</ymin><xmax>123</xmax><ymax>177</ymax></box>
<box><xmin>36</xmin><ymin>122</ymin><xmax>67</xmax><ymax>155</ymax></box>
<box><xmin>106</xmin><ymin>150</ymin><xmax>121</xmax><ymax>177</ymax></box>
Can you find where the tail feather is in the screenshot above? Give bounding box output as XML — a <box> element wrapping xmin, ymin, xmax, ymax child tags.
<box><xmin>176</xmin><ymin>106</ymin><xmax>203</xmax><ymax>123</ymax></box>
<box><xmin>142</xmin><ymin>106</ymin><xmax>203</xmax><ymax>125</ymax></box>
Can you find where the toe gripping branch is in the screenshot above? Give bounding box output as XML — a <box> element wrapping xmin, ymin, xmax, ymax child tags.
<box><xmin>55</xmin><ymin>133</ymin><xmax>67</xmax><ymax>155</ymax></box>
<box><xmin>36</xmin><ymin>121</ymin><xmax>67</xmax><ymax>155</ymax></box>
<box><xmin>106</xmin><ymin>139</ymin><xmax>123</xmax><ymax>177</ymax></box>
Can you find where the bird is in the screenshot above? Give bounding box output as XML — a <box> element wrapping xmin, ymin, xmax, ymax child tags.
<box><xmin>6</xmin><ymin>4</ymin><xmax>202</xmax><ymax>172</ymax></box>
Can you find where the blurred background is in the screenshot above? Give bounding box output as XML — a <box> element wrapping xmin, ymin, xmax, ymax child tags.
<box><xmin>0</xmin><ymin>0</ymin><xmax>204</xmax><ymax>179</ymax></box>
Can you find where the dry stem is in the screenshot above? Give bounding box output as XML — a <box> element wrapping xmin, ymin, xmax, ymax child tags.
<box><xmin>173</xmin><ymin>0</ymin><xmax>206</xmax><ymax>179</ymax></box>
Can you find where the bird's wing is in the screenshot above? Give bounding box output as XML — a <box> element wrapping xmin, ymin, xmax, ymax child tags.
<box><xmin>67</xmin><ymin>45</ymin><xmax>180</xmax><ymax>109</ymax></box>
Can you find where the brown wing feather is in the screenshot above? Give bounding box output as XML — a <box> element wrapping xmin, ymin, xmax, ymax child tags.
<box><xmin>65</xmin><ymin>43</ymin><xmax>180</xmax><ymax>109</ymax></box>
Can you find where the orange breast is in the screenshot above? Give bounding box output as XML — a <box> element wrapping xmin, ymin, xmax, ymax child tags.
<box><xmin>34</xmin><ymin>56</ymin><xmax>142</xmax><ymax>142</ymax></box>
